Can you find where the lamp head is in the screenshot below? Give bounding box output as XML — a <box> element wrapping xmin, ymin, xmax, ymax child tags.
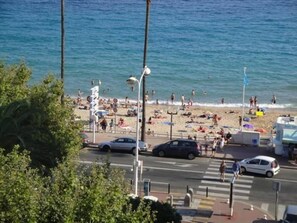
<box><xmin>126</xmin><ymin>76</ymin><xmax>138</xmax><ymax>87</ymax></box>
<box><xmin>143</xmin><ymin>66</ymin><xmax>151</xmax><ymax>77</ymax></box>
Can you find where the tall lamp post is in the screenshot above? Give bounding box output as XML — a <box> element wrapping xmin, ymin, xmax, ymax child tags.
<box><xmin>126</xmin><ymin>66</ymin><xmax>151</xmax><ymax>196</ymax></box>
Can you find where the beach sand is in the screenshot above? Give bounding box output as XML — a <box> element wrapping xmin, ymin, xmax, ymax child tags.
<box><xmin>74</xmin><ymin>99</ymin><xmax>297</xmax><ymax>139</ymax></box>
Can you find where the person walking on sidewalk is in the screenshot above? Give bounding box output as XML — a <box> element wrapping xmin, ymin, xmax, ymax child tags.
<box><xmin>219</xmin><ymin>136</ymin><xmax>225</xmax><ymax>151</ymax></box>
<box><xmin>211</xmin><ymin>138</ymin><xmax>218</xmax><ymax>158</ymax></box>
<box><xmin>232</xmin><ymin>160</ymin><xmax>240</xmax><ymax>179</ymax></box>
<box><xmin>219</xmin><ymin>160</ymin><xmax>227</xmax><ymax>182</ymax></box>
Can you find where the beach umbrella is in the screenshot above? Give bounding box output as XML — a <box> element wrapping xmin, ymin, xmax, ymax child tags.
<box><xmin>96</xmin><ymin>110</ymin><xmax>109</xmax><ymax>118</ymax></box>
<box><xmin>243</xmin><ymin>123</ymin><xmax>254</xmax><ymax>129</ymax></box>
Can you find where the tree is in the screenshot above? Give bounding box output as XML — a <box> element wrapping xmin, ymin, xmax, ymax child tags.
<box><xmin>0</xmin><ymin>62</ymin><xmax>82</xmax><ymax>170</ymax></box>
<box><xmin>0</xmin><ymin>148</ymin><xmax>155</xmax><ymax>222</ymax></box>
<box><xmin>0</xmin><ymin>61</ymin><xmax>31</xmax><ymax>106</ymax></box>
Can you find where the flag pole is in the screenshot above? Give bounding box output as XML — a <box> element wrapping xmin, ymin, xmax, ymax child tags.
<box><xmin>241</xmin><ymin>67</ymin><xmax>247</xmax><ymax>131</ymax></box>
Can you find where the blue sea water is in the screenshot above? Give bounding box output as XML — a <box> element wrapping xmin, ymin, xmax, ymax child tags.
<box><xmin>1</xmin><ymin>0</ymin><xmax>297</xmax><ymax>108</ymax></box>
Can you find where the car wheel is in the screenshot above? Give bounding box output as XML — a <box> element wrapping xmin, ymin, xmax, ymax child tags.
<box><xmin>103</xmin><ymin>145</ymin><xmax>110</xmax><ymax>152</ymax></box>
<box><xmin>132</xmin><ymin>147</ymin><xmax>136</xmax><ymax>155</ymax></box>
<box><xmin>240</xmin><ymin>166</ymin><xmax>246</xmax><ymax>174</ymax></box>
<box><xmin>187</xmin><ymin>153</ymin><xmax>195</xmax><ymax>160</ymax></box>
<box><xmin>266</xmin><ymin>171</ymin><xmax>273</xmax><ymax>178</ymax></box>
<box><xmin>158</xmin><ymin>150</ymin><xmax>165</xmax><ymax>157</ymax></box>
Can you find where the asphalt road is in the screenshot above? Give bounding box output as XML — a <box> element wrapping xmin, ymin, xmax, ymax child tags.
<box><xmin>79</xmin><ymin>147</ymin><xmax>297</xmax><ymax>218</ymax></box>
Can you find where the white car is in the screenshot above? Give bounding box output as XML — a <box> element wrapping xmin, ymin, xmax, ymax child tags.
<box><xmin>282</xmin><ymin>205</ymin><xmax>297</xmax><ymax>223</ymax></box>
<box><xmin>239</xmin><ymin>155</ymin><xmax>280</xmax><ymax>178</ymax></box>
<box><xmin>98</xmin><ymin>137</ymin><xmax>148</xmax><ymax>155</ymax></box>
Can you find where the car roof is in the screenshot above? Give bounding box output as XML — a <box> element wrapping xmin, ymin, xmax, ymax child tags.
<box><xmin>170</xmin><ymin>139</ymin><xmax>197</xmax><ymax>142</ymax></box>
<box><xmin>252</xmin><ymin>155</ymin><xmax>276</xmax><ymax>161</ymax></box>
<box><xmin>286</xmin><ymin>205</ymin><xmax>297</xmax><ymax>215</ymax></box>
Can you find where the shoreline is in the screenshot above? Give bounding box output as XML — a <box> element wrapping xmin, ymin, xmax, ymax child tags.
<box><xmin>74</xmin><ymin>99</ymin><xmax>297</xmax><ymax>138</ymax></box>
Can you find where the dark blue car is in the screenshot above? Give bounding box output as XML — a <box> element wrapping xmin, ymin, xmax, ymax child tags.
<box><xmin>152</xmin><ymin>139</ymin><xmax>200</xmax><ymax>160</ymax></box>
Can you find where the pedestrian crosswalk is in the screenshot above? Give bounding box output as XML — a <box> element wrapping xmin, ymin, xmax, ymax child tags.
<box><xmin>196</xmin><ymin>159</ymin><xmax>254</xmax><ymax>201</ymax></box>
<box><xmin>196</xmin><ymin>159</ymin><xmax>288</xmax><ymax>219</ymax></box>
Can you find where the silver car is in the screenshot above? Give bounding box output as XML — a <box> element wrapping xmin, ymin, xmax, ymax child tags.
<box><xmin>98</xmin><ymin>137</ymin><xmax>148</xmax><ymax>154</ymax></box>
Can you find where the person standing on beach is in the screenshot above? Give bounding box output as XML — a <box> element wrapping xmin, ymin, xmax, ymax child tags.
<box><xmin>181</xmin><ymin>95</ymin><xmax>185</xmax><ymax>106</ymax></box>
<box><xmin>219</xmin><ymin>160</ymin><xmax>227</xmax><ymax>182</ymax></box>
<box><xmin>239</xmin><ymin>116</ymin><xmax>242</xmax><ymax>127</ymax></box>
<box><xmin>254</xmin><ymin>96</ymin><xmax>258</xmax><ymax>107</ymax></box>
<box><xmin>109</xmin><ymin>119</ymin><xmax>114</xmax><ymax>132</ymax></box>
<box><xmin>272</xmin><ymin>94</ymin><xmax>276</xmax><ymax>104</ymax></box>
<box><xmin>249</xmin><ymin>97</ymin><xmax>254</xmax><ymax>107</ymax></box>
<box><xmin>191</xmin><ymin>89</ymin><xmax>195</xmax><ymax>100</ymax></box>
<box><xmin>170</xmin><ymin>93</ymin><xmax>175</xmax><ymax>104</ymax></box>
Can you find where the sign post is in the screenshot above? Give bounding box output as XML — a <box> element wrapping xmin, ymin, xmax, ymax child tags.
<box><xmin>229</xmin><ymin>176</ymin><xmax>236</xmax><ymax>217</ymax></box>
<box><xmin>273</xmin><ymin>181</ymin><xmax>281</xmax><ymax>220</ymax></box>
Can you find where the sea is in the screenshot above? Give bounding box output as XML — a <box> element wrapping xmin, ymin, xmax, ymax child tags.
<box><xmin>1</xmin><ymin>0</ymin><xmax>297</xmax><ymax>108</ymax></box>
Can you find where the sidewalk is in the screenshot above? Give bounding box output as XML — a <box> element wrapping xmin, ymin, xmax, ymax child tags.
<box><xmin>148</xmin><ymin>191</ymin><xmax>277</xmax><ymax>223</ymax></box>
<box><xmin>87</xmin><ymin>131</ymin><xmax>297</xmax><ymax>170</ymax></box>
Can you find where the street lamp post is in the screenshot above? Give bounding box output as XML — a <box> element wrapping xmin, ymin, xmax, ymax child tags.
<box><xmin>126</xmin><ymin>66</ymin><xmax>151</xmax><ymax>196</ymax></box>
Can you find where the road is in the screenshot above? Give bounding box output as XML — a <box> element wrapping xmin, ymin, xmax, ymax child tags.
<box><xmin>79</xmin><ymin>147</ymin><xmax>297</xmax><ymax>218</ymax></box>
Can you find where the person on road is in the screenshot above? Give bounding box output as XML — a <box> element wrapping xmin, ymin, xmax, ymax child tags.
<box><xmin>232</xmin><ymin>160</ymin><xmax>240</xmax><ymax>179</ymax></box>
<box><xmin>219</xmin><ymin>160</ymin><xmax>227</xmax><ymax>182</ymax></box>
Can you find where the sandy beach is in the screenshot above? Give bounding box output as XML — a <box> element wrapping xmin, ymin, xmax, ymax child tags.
<box><xmin>74</xmin><ymin>99</ymin><xmax>297</xmax><ymax>139</ymax></box>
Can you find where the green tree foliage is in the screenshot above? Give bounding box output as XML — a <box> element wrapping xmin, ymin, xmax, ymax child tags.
<box><xmin>0</xmin><ymin>147</ymin><xmax>44</xmax><ymax>222</ymax></box>
<box><xmin>0</xmin><ymin>148</ymin><xmax>155</xmax><ymax>222</ymax></box>
<box><xmin>129</xmin><ymin>197</ymin><xmax>182</xmax><ymax>223</ymax></box>
<box><xmin>0</xmin><ymin>61</ymin><xmax>82</xmax><ymax>170</ymax></box>
<box><xmin>0</xmin><ymin>61</ymin><xmax>31</xmax><ymax>106</ymax></box>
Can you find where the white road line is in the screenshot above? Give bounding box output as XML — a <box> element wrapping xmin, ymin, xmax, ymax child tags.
<box><xmin>261</xmin><ymin>203</ymin><xmax>269</xmax><ymax>211</ymax></box>
<box><xmin>196</xmin><ymin>191</ymin><xmax>249</xmax><ymax>200</ymax></box>
<box><xmin>203</xmin><ymin>175</ymin><xmax>253</xmax><ymax>183</ymax></box>
<box><xmin>206</xmin><ymin>168</ymin><xmax>255</xmax><ymax>179</ymax></box>
<box><xmin>79</xmin><ymin>160</ymin><xmax>205</xmax><ymax>174</ymax></box>
<box><xmin>200</xmin><ymin>180</ymin><xmax>252</xmax><ymax>188</ymax></box>
<box><xmin>211</xmin><ymin>159</ymin><xmax>234</xmax><ymax>164</ymax></box>
<box><xmin>198</xmin><ymin>185</ymin><xmax>250</xmax><ymax>194</ymax></box>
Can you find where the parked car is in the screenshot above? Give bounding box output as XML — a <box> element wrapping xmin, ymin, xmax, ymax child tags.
<box><xmin>98</xmin><ymin>137</ymin><xmax>148</xmax><ymax>154</ymax></box>
<box><xmin>79</xmin><ymin>132</ymin><xmax>89</xmax><ymax>148</ymax></box>
<box><xmin>152</xmin><ymin>139</ymin><xmax>200</xmax><ymax>160</ymax></box>
<box><xmin>239</xmin><ymin>155</ymin><xmax>280</xmax><ymax>178</ymax></box>
<box><xmin>282</xmin><ymin>205</ymin><xmax>297</xmax><ymax>223</ymax></box>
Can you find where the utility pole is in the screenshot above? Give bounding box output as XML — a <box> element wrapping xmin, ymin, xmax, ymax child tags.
<box><xmin>141</xmin><ymin>0</ymin><xmax>151</xmax><ymax>142</ymax></box>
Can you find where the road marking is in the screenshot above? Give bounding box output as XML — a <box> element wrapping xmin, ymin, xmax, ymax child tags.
<box><xmin>78</xmin><ymin>160</ymin><xmax>205</xmax><ymax>174</ymax></box>
<box><xmin>198</xmin><ymin>185</ymin><xmax>250</xmax><ymax>194</ymax></box>
<box><xmin>261</xmin><ymin>203</ymin><xmax>269</xmax><ymax>211</ymax></box>
<box><xmin>201</xmin><ymin>180</ymin><xmax>252</xmax><ymax>188</ymax></box>
<box><xmin>155</xmin><ymin>161</ymin><xmax>176</xmax><ymax>165</ymax></box>
<box><xmin>202</xmin><ymin>175</ymin><xmax>253</xmax><ymax>183</ymax></box>
<box><xmin>267</xmin><ymin>178</ymin><xmax>297</xmax><ymax>184</ymax></box>
<box><xmin>196</xmin><ymin>191</ymin><xmax>249</xmax><ymax>200</ymax></box>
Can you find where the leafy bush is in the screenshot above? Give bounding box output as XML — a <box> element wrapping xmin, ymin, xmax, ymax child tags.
<box><xmin>129</xmin><ymin>196</ymin><xmax>182</xmax><ymax>223</ymax></box>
